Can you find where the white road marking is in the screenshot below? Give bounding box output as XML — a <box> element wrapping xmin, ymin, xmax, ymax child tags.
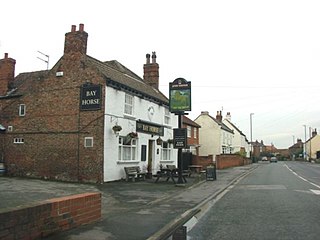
<box><xmin>284</xmin><ymin>164</ymin><xmax>320</xmax><ymax>190</ymax></box>
<box><xmin>310</xmin><ymin>189</ymin><xmax>320</xmax><ymax>195</ymax></box>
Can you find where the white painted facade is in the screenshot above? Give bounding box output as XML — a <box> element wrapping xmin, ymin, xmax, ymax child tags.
<box><xmin>305</xmin><ymin>134</ymin><xmax>320</xmax><ymax>160</ymax></box>
<box><xmin>195</xmin><ymin>111</ymin><xmax>234</xmax><ymax>160</ymax></box>
<box><xmin>103</xmin><ymin>86</ymin><xmax>178</xmax><ymax>182</ymax></box>
<box><xmin>223</xmin><ymin>119</ymin><xmax>250</xmax><ymax>158</ymax></box>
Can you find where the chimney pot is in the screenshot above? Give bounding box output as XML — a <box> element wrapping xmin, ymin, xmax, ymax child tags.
<box><xmin>4</xmin><ymin>53</ymin><xmax>8</xmax><ymax>59</ymax></box>
<box><xmin>79</xmin><ymin>23</ymin><xmax>84</xmax><ymax>32</ymax></box>
<box><xmin>152</xmin><ymin>51</ymin><xmax>157</xmax><ymax>63</ymax></box>
<box><xmin>146</xmin><ymin>53</ymin><xmax>150</xmax><ymax>64</ymax></box>
<box><xmin>71</xmin><ymin>25</ymin><xmax>76</xmax><ymax>32</ymax></box>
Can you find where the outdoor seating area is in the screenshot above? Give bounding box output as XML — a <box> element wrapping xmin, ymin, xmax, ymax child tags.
<box><xmin>124</xmin><ymin>166</ymin><xmax>147</xmax><ymax>182</ymax></box>
<box><xmin>154</xmin><ymin>165</ymin><xmax>189</xmax><ymax>184</ymax></box>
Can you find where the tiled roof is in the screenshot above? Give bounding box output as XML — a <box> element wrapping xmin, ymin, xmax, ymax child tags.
<box><xmin>87</xmin><ymin>56</ymin><xmax>169</xmax><ymax>105</ymax></box>
<box><xmin>182</xmin><ymin>115</ymin><xmax>201</xmax><ymax>128</ymax></box>
<box><xmin>4</xmin><ymin>56</ymin><xmax>169</xmax><ymax>106</ymax></box>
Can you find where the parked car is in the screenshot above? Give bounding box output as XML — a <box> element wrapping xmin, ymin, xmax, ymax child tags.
<box><xmin>270</xmin><ymin>157</ymin><xmax>277</xmax><ymax>163</ymax></box>
<box><xmin>261</xmin><ymin>156</ymin><xmax>268</xmax><ymax>162</ymax></box>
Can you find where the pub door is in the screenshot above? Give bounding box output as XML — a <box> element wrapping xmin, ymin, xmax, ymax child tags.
<box><xmin>148</xmin><ymin>140</ymin><xmax>155</xmax><ymax>175</ymax></box>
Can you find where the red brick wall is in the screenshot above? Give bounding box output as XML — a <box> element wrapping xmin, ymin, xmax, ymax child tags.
<box><xmin>0</xmin><ymin>192</ymin><xmax>101</xmax><ymax>240</ymax></box>
<box><xmin>192</xmin><ymin>154</ymin><xmax>251</xmax><ymax>170</ymax></box>
<box><xmin>216</xmin><ymin>154</ymin><xmax>250</xmax><ymax>169</ymax></box>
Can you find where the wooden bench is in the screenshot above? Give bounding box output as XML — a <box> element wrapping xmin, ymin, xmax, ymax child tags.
<box><xmin>124</xmin><ymin>166</ymin><xmax>147</xmax><ymax>182</ymax></box>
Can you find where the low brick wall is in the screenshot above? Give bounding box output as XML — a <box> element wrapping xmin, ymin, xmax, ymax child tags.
<box><xmin>0</xmin><ymin>192</ymin><xmax>101</xmax><ymax>240</ymax></box>
<box><xmin>192</xmin><ymin>155</ymin><xmax>214</xmax><ymax>169</ymax></box>
<box><xmin>216</xmin><ymin>154</ymin><xmax>250</xmax><ymax>169</ymax></box>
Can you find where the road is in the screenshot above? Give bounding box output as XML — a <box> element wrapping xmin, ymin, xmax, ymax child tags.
<box><xmin>188</xmin><ymin>161</ymin><xmax>320</xmax><ymax>240</ymax></box>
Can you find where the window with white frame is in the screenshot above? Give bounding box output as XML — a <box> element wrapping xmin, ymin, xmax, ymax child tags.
<box><xmin>14</xmin><ymin>138</ymin><xmax>24</xmax><ymax>144</ymax></box>
<box><xmin>124</xmin><ymin>93</ymin><xmax>134</xmax><ymax>116</ymax></box>
<box><xmin>118</xmin><ymin>136</ymin><xmax>137</xmax><ymax>161</ymax></box>
<box><xmin>194</xmin><ymin>127</ymin><xmax>197</xmax><ymax>139</ymax></box>
<box><xmin>187</xmin><ymin>126</ymin><xmax>191</xmax><ymax>138</ymax></box>
<box><xmin>19</xmin><ymin>104</ymin><xmax>26</xmax><ymax>116</ymax></box>
<box><xmin>161</xmin><ymin>141</ymin><xmax>171</xmax><ymax>161</ymax></box>
<box><xmin>164</xmin><ymin>108</ymin><xmax>170</xmax><ymax>125</ymax></box>
<box><xmin>84</xmin><ymin>137</ymin><xmax>93</xmax><ymax>148</ymax></box>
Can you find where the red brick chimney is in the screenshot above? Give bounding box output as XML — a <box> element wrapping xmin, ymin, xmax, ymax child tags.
<box><xmin>143</xmin><ymin>52</ymin><xmax>159</xmax><ymax>89</ymax></box>
<box><xmin>64</xmin><ymin>23</ymin><xmax>88</xmax><ymax>56</ymax></box>
<box><xmin>0</xmin><ymin>53</ymin><xmax>16</xmax><ymax>96</ymax></box>
<box><xmin>216</xmin><ymin>110</ymin><xmax>222</xmax><ymax>122</ymax></box>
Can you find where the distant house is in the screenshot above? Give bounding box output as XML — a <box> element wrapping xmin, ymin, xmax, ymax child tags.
<box><xmin>289</xmin><ymin>139</ymin><xmax>303</xmax><ymax>160</ymax></box>
<box><xmin>0</xmin><ymin>24</ymin><xmax>178</xmax><ymax>183</ymax></box>
<box><xmin>305</xmin><ymin>129</ymin><xmax>320</xmax><ymax>160</ymax></box>
<box><xmin>194</xmin><ymin>111</ymin><xmax>234</xmax><ymax>160</ymax></box>
<box><xmin>222</xmin><ymin>112</ymin><xmax>250</xmax><ymax>158</ymax></box>
<box><xmin>182</xmin><ymin>115</ymin><xmax>201</xmax><ymax>156</ymax></box>
<box><xmin>251</xmin><ymin>140</ymin><xmax>266</xmax><ymax>160</ymax></box>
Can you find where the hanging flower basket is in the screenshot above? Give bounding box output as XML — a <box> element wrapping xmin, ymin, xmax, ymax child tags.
<box><xmin>112</xmin><ymin>125</ymin><xmax>122</xmax><ymax>133</ymax></box>
<box><xmin>156</xmin><ymin>137</ymin><xmax>163</xmax><ymax>145</ymax></box>
<box><xmin>128</xmin><ymin>132</ymin><xmax>138</xmax><ymax>138</ymax></box>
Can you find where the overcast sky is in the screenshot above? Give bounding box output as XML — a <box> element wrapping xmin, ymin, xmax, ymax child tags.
<box><xmin>1</xmin><ymin>0</ymin><xmax>319</xmax><ymax>148</ymax></box>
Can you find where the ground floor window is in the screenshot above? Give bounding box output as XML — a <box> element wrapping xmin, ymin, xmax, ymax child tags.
<box><xmin>161</xmin><ymin>141</ymin><xmax>172</xmax><ymax>161</ymax></box>
<box><xmin>118</xmin><ymin>136</ymin><xmax>137</xmax><ymax>161</ymax></box>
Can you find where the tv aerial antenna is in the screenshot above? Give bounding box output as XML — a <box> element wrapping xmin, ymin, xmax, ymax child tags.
<box><xmin>37</xmin><ymin>51</ymin><xmax>49</xmax><ymax>70</ymax></box>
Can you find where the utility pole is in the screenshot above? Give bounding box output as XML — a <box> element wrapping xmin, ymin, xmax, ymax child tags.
<box><xmin>303</xmin><ymin>125</ymin><xmax>307</xmax><ymax>161</ymax></box>
<box><xmin>250</xmin><ymin>113</ymin><xmax>254</xmax><ymax>162</ymax></box>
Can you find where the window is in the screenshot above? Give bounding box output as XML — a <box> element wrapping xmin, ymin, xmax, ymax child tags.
<box><xmin>124</xmin><ymin>94</ymin><xmax>134</xmax><ymax>116</ymax></box>
<box><xmin>194</xmin><ymin>128</ymin><xmax>197</xmax><ymax>139</ymax></box>
<box><xmin>161</xmin><ymin>142</ymin><xmax>172</xmax><ymax>161</ymax></box>
<box><xmin>84</xmin><ymin>137</ymin><xmax>93</xmax><ymax>148</ymax></box>
<box><xmin>14</xmin><ymin>138</ymin><xmax>24</xmax><ymax>144</ymax></box>
<box><xmin>187</xmin><ymin>126</ymin><xmax>191</xmax><ymax>138</ymax></box>
<box><xmin>118</xmin><ymin>136</ymin><xmax>137</xmax><ymax>161</ymax></box>
<box><xmin>164</xmin><ymin>108</ymin><xmax>170</xmax><ymax>125</ymax></box>
<box><xmin>19</xmin><ymin>104</ymin><xmax>26</xmax><ymax>116</ymax></box>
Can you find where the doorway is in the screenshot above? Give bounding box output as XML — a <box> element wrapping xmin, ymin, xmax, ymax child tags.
<box><xmin>148</xmin><ymin>140</ymin><xmax>155</xmax><ymax>174</ymax></box>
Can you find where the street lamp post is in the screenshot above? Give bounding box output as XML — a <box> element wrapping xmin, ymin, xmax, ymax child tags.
<box><xmin>250</xmin><ymin>113</ymin><xmax>254</xmax><ymax>162</ymax></box>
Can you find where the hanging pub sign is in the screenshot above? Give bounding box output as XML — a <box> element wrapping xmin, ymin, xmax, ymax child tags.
<box><xmin>169</xmin><ymin>78</ymin><xmax>191</xmax><ymax>113</ymax></box>
<box><xmin>80</xmin><ymin>83</ymin><xmax>102</xmax><ymax>111</ymax></box>
<box><xmin>173</xmin><ymin>128</ymin><xmax>187</xmax><ymax>149</ymax></box>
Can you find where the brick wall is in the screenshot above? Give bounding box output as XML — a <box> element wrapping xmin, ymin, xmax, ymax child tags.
<box><xmin>0</xmin><ymin>192</ymin><xmax>101</xmax><ymax>240</ymax></box>
<box><xmin>192</xmin><ymin>154</ymin><xmax>251</xmax><ymax>170</ymax></box>
<box><xmin>216</xmin><ymin>154</ymin><xmax>250</xmax><ymax>169</ymax></box>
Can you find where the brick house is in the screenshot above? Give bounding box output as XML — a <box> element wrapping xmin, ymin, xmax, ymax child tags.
<box><xmin>182</xmin><ymin>115</ymin><xmax>201</xmax><ymax>156</ymax></box>
<box><xmin>0</xmin><ymin>24</ymin><xmax>177</xmax><ymax>183</ymax></box>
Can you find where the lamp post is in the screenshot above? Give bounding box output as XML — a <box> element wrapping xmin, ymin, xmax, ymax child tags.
<box><xmin>250</xmin><ymin>113</ymin><xmax>254</xmax><ymax>162</ymax></box>
<box><xmin>303</xmin><ymin>125</ymin><xmax>307</xmax><ymax>161</ymax></box>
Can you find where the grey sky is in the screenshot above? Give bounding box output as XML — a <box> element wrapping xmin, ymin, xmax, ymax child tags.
<box><xmin>1</xmin><ymin>0</ymin><xmax>319</xmax><ymax>148</ymax></box>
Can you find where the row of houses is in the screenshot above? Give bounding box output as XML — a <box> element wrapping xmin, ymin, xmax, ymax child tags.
<box><xmin>0</xmin><ymin>23</ymin><xmax>252</xmax><ymax>183</ymax></box>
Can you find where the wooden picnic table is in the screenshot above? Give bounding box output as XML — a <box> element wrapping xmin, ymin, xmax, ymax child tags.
<box><xmin>154</xmin><ymin>168</ymin><xmax>188</xmax><ymax>183</ymax></box>
<box><xmin>188</xmin><ymin>165</ymin><xmax>203</xmax><ymax>177</ymax></box>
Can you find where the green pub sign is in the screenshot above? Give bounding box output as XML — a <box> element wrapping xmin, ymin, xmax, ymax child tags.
<box><xmin>169</xmin><ymin>78</ymin><xmax>191</xmax><ymax>113</ymax></box>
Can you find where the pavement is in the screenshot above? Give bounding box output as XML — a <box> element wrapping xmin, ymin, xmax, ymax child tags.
<box><xmin>0</xmin><ymin>164</ymin><xmax>259</xmax><ymax>240</ymax></box>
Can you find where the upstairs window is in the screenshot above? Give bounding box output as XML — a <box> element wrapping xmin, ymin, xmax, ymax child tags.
<box><xmin>187</xmin><ymin>126</ymin><xmax>192</xmax><ymax>138</ymax></box>
<box><xmin>164</xmin><ymin>108</ymin><xmax>170</xmax><ymax>125</ymax></box>
<box><xmin>124</xmin><ymin>94</ymin><xmax>134</xmax><ymax>116</ymax></box>
<box><xmin>194</xmin><ymin>128</ymin><xmax>197</xmax><ymax>139</ymax></box>
<box><xmin>14</xmin><ymin>138</ymin><xmax>24</xmax><ymax>144</ymax></box>
<box><xmin>19</xmin><ymin>104</ymin><xmax>26</xmax><ymax>116</ymax></box>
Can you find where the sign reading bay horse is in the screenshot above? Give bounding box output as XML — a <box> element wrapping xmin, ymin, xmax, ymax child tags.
<box><xmin>169</xmin><ymin>78</ymin><xmax>191</xmax><ymax>113</ymax></box>
<box><xmin>80</xmin><ymin>83</ymin><xmax>102</xmax><ymax>111</ymax></box>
